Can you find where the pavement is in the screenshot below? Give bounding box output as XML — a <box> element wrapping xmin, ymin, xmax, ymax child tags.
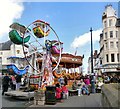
<box><xmin>29</xmin><ymin>93</ymin><xmax>102</xmax><ymax>107</ymax></box>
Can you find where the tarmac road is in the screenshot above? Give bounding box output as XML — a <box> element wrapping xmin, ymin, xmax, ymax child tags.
<box><xmin>1</xmin><ymin>90</ymin><xmax>32</xmax><ymax>108</ymax></box>
<box><xmin>30</xmin><ymin>93</ymin><xmax>102</xmax><ymax>107</ymax></box>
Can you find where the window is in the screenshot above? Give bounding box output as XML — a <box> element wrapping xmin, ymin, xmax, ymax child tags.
<box><xmin>16</xmin><ymin>50</ymin><xmax>20</xmax><ymax>54</ymax></box>
<box><xmin>116</xmin><ymin>31</ymin><xmax>118</xmax><ymax>38</ymax></box>
<box><xmin>105</xmin><ymin>32</ymin><xmax>107</xmax><ymax>39</ymax></box>
<box><xmin>109</xmin><ymin>19</ymin><xmax>112</xmax><ymax>26</ymax></box>
<box><xmin>0</xmin><ymin>57</ymin><xmax>2</xmax><ymax>63</ymax></box>
<box><xmin>11</xmin><ymin>59</ymin><xmax>15</xmax><ymax>63</ymax></box>
<box><xmin>106</xmin><ymin>54</ymin><xmax>109</xmax><ymax>62</ymax></box>
<box><xmin>104</xmin><ymin>21</ymin><xmax>107</xmax><ymax>28</ymax></box>
<box><xmin>0</xmin><ymin>52</ymin><xmax>2</xmax><ymax>55</ymax></box>
<box><xmin>105</xmin><ymin>42</ymin><xmax>108</xmax><ymax>49</ymax></box>
<box><xmin>116</xmin><ymin>42</ymin><xmax>118</xmax><ymax>48</ymax></box>
<box><xmin>117</xmin><ymin>53</ymin><xmax>119</xmax><ymax>62</ymax></box>
<box><xmin>110</xmin><ymin>31</ymin><xmax>113</xmax><ymax>38</ymax></box>
<box><xmin>111</xmin><ymin>54</ymin><xmax>115</xmax><ymax>62</ymax></box>
<box><xmin>100</xmin><ymin>60</ymin><xmax>102</xmax><ymax>65</ymax></box>
<box><xmin>110</xmin><ymin>42</ymin><xmax>114</xmax><ymax>48</ymax></box>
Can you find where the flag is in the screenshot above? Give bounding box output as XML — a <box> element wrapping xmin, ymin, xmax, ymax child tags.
<box><xmin>82</xmin><ymin>54</ymin><xmax>84</xmax><ymax>58</ymax></box>
<box><xmin>74</xmin><ymin>47</ymin><xmax>78</xmax><ymax>56</ymax></box>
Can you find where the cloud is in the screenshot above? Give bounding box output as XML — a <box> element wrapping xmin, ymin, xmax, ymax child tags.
<box><xmin>0</xmin><ymin>0</ymin><xmax>24</xmax><ymax>42</ymax></box>
<box><xmin>71</xmin><ymin>28</ymin><xmax>102</xmax><ymax>48</ymax></box>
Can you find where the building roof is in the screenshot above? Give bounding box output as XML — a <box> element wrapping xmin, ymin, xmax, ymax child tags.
<box><xmin>0</xmin><ymin>40</ymin><xmax>12</xmax><ymax>50</ymax></box>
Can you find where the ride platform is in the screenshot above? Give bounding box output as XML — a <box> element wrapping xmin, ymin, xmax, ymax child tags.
<box><xmin>4</xmin><ymin>90</ymin><xmax>34</xmax><ymax>100</ymax></box>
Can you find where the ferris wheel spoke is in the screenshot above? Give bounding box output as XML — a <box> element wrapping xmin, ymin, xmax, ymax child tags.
<box><xmin>52</xmin><ymin>41</ymin><xmax>59</xmax><ymax>46</ymax></box>
<box><xmin>28</xmin><ymin>42</ymin><xmax>45</xmax><ymax>53</ymax></box>
<box><xmin>29</xmin><ymin>40</ymin><xmax>39</xmax><ymax>44</ymax></box>
<box><xmin>27</xmin><ymin>29</ymin><xmax>44</xmax><ymax>48</ymax></box>
<box><xmin>37</xmin><ymin>47</ymin><xmax>45</xmax><ymax>51</ymax></box>
<box><xmin>37</xmin><ymin>53</ymin><xmax>43</xmax><ymax>57</ymax></box>
<box><xmin>52</xmin><ymin>56</ymin><xmax>58</xmax><ymax>64</ymax></box>
<box><xmin>22</xmin><ymin>20</ymin><xmax>62</xmax><ymax>75</ymax></box>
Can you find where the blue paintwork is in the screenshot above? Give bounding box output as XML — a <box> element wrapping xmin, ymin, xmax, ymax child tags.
<box><xmin>7</xmin><ymin>64</ymin><xmax>29</xmax><ymax>75</ymax></box>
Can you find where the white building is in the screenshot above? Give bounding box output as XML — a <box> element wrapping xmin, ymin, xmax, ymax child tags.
<box><xmin>99</xmin><ymin>5</ymin><xmax>120</xmax><ymax>74</ymax></box>
<box><xmin>0</xmin><ymin>40</ymin><xmax>28</xmax><ymax>73</ymax></box>
<box><xmin>116</xmin><ymin>19</ymin><xmax>120</xmax><ymax>70</ymax></box>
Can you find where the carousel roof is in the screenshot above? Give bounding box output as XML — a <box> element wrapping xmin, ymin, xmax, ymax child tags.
<box><xmin>37</xmin><ymin>53</ymin><xmax>83</xmax><ymax>69</ymax></box>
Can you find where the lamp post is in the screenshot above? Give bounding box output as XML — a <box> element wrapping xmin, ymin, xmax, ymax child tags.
<box><xmin>90</xmin><ymin>27</ymin><xmax>94</xmax><ymax>74</ymax></box>
<box><xmin>90</xmin><ymin>27</ymin><xmax>95</xmax><ymax>93</ymax></box>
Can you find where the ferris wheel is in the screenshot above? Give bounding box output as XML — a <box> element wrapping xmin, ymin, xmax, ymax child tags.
<box><xmin>22</xmin><ymin>20</ymin><xmax>63</xmax><ymax>76</ymax></box>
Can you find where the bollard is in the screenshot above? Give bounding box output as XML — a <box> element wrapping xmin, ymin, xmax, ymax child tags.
<box><xmin>34</xmin><ymin>90</ymin><xmax>45</xmax><ymax>105</ymax></box>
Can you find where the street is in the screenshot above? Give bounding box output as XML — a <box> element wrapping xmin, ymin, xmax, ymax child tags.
<box><xmin>1</xmin><ymin>89</ymin><xmax>102</xmax><ymax>108</ymax></box>
<box><xmin>1</xmin><ymin>88</ymin><xmax>30</xmax><ymax>108</ymax></box>
<box><xmin>30</xmin><ymin>93</ymin><xmax>102</xmax><ymax>107</ymax></box>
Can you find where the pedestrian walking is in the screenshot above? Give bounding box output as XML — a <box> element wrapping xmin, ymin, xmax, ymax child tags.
<box><xmin>2</xmin><ymin>73</ymin><xmax>10</xmax><ymax>95</ymax></box>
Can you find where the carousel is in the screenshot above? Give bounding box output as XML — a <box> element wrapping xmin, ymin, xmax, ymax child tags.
<box><xmin>37</xmin><ymin>53</ymin><xmax>83</xmax><ymax>85</ymax></box>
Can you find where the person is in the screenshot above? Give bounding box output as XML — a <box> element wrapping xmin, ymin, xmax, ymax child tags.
<box><xmin>63</xmin><ymin>76</ymin><xmax>68</xmax><ymax>85</ymax></box>
<box><xmin>61</xmin><ymin>83</ymin><xmax>68</xmax><ymax>99</ymax></box>
<box><xmin>11</xmin><ymin>75</ymin><xmax>16</xmax><ymax>90</ymax></box>
<box><xmin>58</xmin><ymin>76</ymin><xmax>64</xmax><ymax>85</ymax></box>
<box><xmin>77</xmin><ymin>79</ymin><xmax>85</xmax><ymax>96</ymax></box>
<box><xmin>96</xmin><ymin>80</ymin><xmax>103</xmax><ymax>92</ymax></box>
<box><xmin>23</xmin><ymin>75</ymin><xmax>28</xmax><ymax>86</ymax></box>
<box><xmin>15</xmin><ymin>75</ymin><xmax>22</xmax><ymax>90</ymax></box>
<box><xmin>77</xmin><ymin>79</ymin><xmax>89</xmax><ymax>96</ymax></box>
<box><xmin>2</xmin><ymin>73</ymin><xmax>10</xmax><ymax>95</ymax></box>
<box><xmin>82</xmin><ymin>84</ymin><xmax>90</xmax><ymax>95</ymax></box>
<box><xmin>21</xmin><ymin>74</ymin><xmax>28</xmax><ymax>86</ymax></box>
<box><xmin>55</xmin><ymin>83</ymin><xmax>63</xmax><ymax>102</ymax></box>
<box><xmin>77</xmin><ymin>79</ymin><xmax>90</xmax><ymax>96</ymax></box>
<box><xmin>72</xmin><ymin>80</ymin><xmax>78</xmax><ymax>90</ymax></box>
<box><xmin>104</xmin><ymin>75</ymin><xmax>110</xmax><ymax>83</ymax></box>
<box><xmin>118</xmin><ymin>76</ymin><xmax>120</xmax><ymax>83</ymax></box>
<box><xmin>84</xmin><ymin>75</ymin><xmax>90</xmax><ymax>92</ymax></box>
<box><xmin>110</xmin><ymin>75</ymin><xmax>118</xmax><ymax>83</ymax></box>
<box><xmin>21</xmin><ymin>75</ymin><xmax>25</xmax><ymax>86</ymax></box>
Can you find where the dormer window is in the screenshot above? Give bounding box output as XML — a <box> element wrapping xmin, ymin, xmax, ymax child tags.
<box><xmin>103</xmin><ymin>12</ymin><xmax>105</xmax><ymax>15</ymax></box>
<box><xmin>102</xmin><ymin>12</ymin><xmax>107</xmax><ymax>20</ymax></box>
